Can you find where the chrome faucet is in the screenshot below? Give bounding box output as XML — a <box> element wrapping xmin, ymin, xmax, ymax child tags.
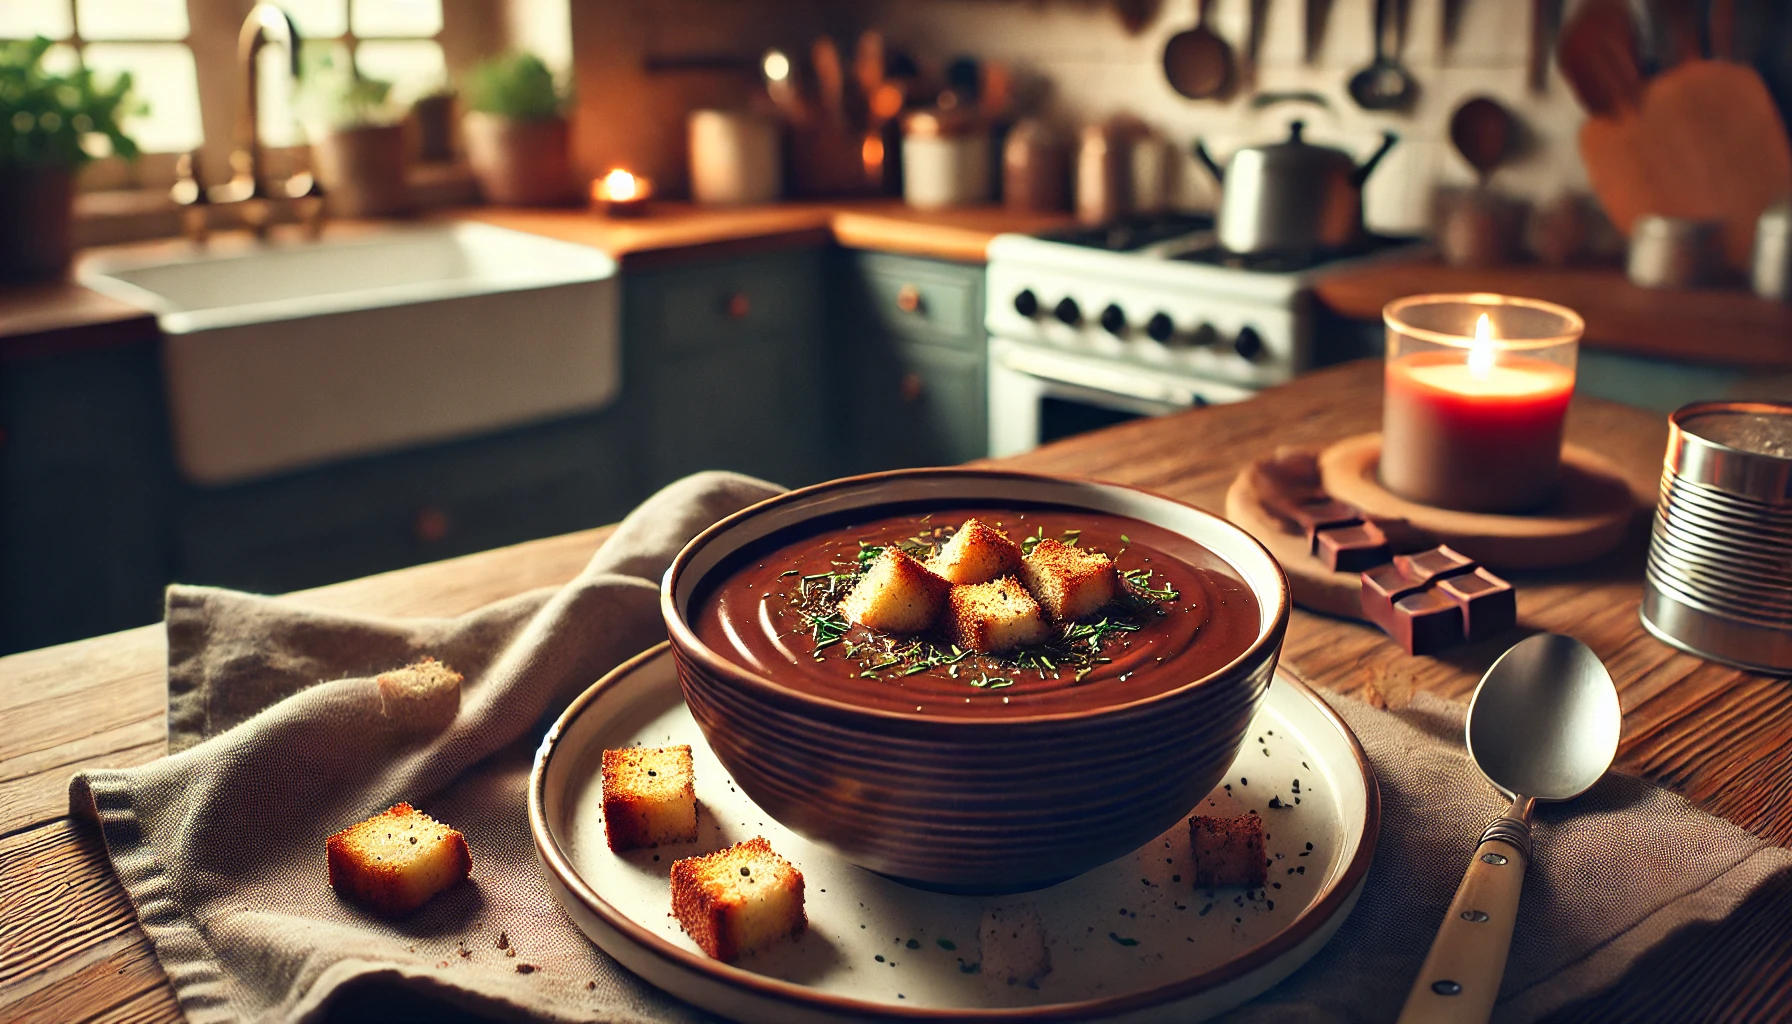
<box><xmin>173</xmin><ymin>3</ymin><xmax>324</xmax><ymax>241</ymax></box>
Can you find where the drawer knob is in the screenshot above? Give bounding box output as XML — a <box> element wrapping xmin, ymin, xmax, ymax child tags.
<box><xmin>414</xmin><ymin>507</ymin><xmax>451</xmax><ymax>544</ymax></box>
<box><xmin>895</xmin><ymin>284</ymin><xmax>923</xmax><ymax>314</ymax></box>
<box><xmin>724</xmin><ymin>292</ymin><xmax>751</xmax><ymax>319</ymax></box>
<box><xmin>899</xmin><ymin>372</ymin><xmax>925</xmax><ymax>403</ymax></box>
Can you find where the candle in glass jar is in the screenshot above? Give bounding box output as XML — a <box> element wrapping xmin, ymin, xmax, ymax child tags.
<box><xmin>1381</xmin><ymin>297</ymin><xmax>1582</xmax><ymax>513</ymax></box>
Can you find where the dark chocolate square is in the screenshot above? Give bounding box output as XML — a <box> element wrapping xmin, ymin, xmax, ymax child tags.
<box><xmin>1436</xmin><ymin>568</ymin><xmax>1517</xmax><ymax>642</ymax></box>
<box><xmin>1391</xmin><ymin>587</ymin><xmax>1467</xmax><ymax>655</ymax></box>
<box><xmin>1361</xmin><ymin>562</ymin><xmax>1430</xmax><ymax>629</ymax></box>
<box><xmin>1392</xmin><ymin>545</ymin><xmax>1477</xmax><ymax>586</ymax></box>
<box><xmin>1315</xmin><ymin>520</ymin><xmax>1392</xmax><ymax>573</ymax></box>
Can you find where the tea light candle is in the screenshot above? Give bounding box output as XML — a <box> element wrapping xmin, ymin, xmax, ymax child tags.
<box><xmin>1381</xmin><ymin>294</ymin><xmax>1583</xmax><ymax>513</ymax></box>
<box><xmin>592</xmin><ymin>168</ymin><xmax>652</xmax><ymax>217</ymax></box>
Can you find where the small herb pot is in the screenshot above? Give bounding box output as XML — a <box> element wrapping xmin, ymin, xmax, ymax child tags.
<box><xmin>0</xmin><ymin>163</ymin><xmax>75</xmax><ymax>281</ymax></box>
<box><xmin>463</xmin><ymin>112</ymin><xmax>575</xmax><ymax>207</ymax></box>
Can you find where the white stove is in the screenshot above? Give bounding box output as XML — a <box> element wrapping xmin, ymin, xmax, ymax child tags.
<box><xmin>984</xmin><ymin>215</ymin><xmax>1426</xmax><ymax>456</ymax></box>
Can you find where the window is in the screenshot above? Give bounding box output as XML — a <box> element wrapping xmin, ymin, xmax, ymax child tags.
<box><xmin>2</xmin><ymin>0</ymin><xmax>450</xmax><ymax>190</ymax></box>
<box><xmin>1</xmin><ymin>0</ymin><xmax>202</xmax><ymax>156</ymax></box>
<box><xmin>260</xmin><ymin>0</ymin><xmax>446</xmax><ymax>147</ymax></box>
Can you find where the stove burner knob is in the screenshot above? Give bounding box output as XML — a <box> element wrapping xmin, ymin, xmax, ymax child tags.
<box><xmin>1100</xmin><ymin>304</ymin><xmax>1127</xmax><ymax>336</ymax></box>
<box><xmin>1145</xmin><ymin>313</ymin><xmax>1175</xmax><ymax>343</ymax></box>
<box><xmin>1234</xmin><ymin>326</ymin><xmax>1265</xmax><ymax>361</ymax></box>
<box><xmin>1014</xmin><ymin>289</ymin><xmax>1039</xmax><ymax>318</ymax></box>
<box><xmin>1054</xmin><ymin>297</ymin><xmax>1082</xmax><ymax>326</ymax></box>
<box><xmin>1189</xmin><ymin>322</ymin><xmax>1219</xmax><ymax>348</ymax></box>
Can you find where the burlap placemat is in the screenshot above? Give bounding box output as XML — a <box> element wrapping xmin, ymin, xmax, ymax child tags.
<box><xmin>68</xmin><ymin>470</ymin><xmax>1792</xmax><ymax>1023</ymax></box>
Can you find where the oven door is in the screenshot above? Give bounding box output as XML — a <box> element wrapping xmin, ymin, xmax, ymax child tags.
<box><xmin>987</xmin><ymin>337</ymin><xmax>1256</xmax><ymax>457</ymax></box>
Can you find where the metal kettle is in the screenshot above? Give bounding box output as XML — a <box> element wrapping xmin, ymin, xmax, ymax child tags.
<box><xmin>1195</xmin><ymin>121</ymin><xmax>1397</xmax><ymax>254</ymax></box>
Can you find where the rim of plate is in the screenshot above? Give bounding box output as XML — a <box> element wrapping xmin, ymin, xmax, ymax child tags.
<box><xmin>659</xmin><ymin>467</ymin><xmax>1293</xmax><ymax>730</ymax></box>
<box><xmin>528</xmin><ymin>641</ymin><xmax>1381</xmax><ymax>1022</ymax></box>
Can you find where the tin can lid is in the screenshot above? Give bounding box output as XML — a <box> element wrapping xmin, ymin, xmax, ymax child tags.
<box><xmin>1668</xmin><ymin>400</ymin><xmax>1792</xmax><ymax>504</ymax></box>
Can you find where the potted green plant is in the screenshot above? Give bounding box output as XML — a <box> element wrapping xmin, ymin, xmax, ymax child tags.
<box><xmin>461</xmin><ymin>52</ymin><xmax>574</xmax><ymax>206</ymax></box>
<box><xmin>0</xmin><ymin>37</ymin><xmax>140</xmax><ymax>281</ymax></box>
<box><xmin>299</xmin><ymin>48</ymin><xmax>410</xmax><ymax>218</ymax></box>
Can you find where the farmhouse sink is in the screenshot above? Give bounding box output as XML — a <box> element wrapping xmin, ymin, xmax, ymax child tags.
<box><xmin>81</xmin><ymin>221</ymin><xmax>620</xmax><ymax>485</ymax></box>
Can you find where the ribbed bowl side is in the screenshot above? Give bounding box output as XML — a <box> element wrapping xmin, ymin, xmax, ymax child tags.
<box><xmin>671</xmin><ymin>639</ymin><xmax>1279</xmax><ymax>892</ymax></box>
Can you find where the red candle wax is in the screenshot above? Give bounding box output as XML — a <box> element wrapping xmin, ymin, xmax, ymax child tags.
<box><xmin>1381</xmin><ymin>350</ymin><xmax>1574</xmax><ymax>512</ymax></box>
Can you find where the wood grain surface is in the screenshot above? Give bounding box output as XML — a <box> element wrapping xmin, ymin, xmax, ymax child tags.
<box><xmin>9</xmin><ymin>359</ymin><xmax>1792</xmax><ymax>1023</ymax></box>
<box><xmin>1310</xmin><ymin>260</ymin><xmax>1792</xmax><ymax>369</ymax></box>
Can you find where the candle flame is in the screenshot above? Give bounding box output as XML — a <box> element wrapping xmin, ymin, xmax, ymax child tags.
<box><xmin>1467</xmin><ymin>313</ymin><xmax>1496</xmax><ymax>377</ymax></box>
<box><xmin>762</xmin><ymin>50</ymin><xmax>790</xmax><ymax>82</ymax></box>
<box><xmin>602</xmin><ymin>168</ymin><xmax>639</xmax><ymax>201</ymax></box>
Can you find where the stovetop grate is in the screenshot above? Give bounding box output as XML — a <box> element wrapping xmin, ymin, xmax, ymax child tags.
<box><xmin>1034</xmin><ymin>213</ymin><xmax>1215</xmax><ymax>252</ymax></box>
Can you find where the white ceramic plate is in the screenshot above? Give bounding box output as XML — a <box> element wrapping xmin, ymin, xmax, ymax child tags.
<box><xmin>531</xmin><ymin>644</ymin><xmax>1379</xmax><ymax>1023</ymax></box>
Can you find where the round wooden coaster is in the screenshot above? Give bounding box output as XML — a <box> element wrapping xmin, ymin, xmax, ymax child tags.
<box><xmin>1317</xmin><ymin>433</ymin><xmax>1640</xmax><ymax>570</ymax></box>
<box><xmin>1225</xmin><ymin>472</ymin><xmax>1366</xmax><ymax>620</ymax></box>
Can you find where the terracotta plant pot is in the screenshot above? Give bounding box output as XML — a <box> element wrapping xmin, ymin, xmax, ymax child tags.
<box><xmin>312</xmin><ymin>124</ymin><xmax>413</xmax><ymax>219</ymax></box>
<box><xmin>462</xmin><ymin>112</ymin><xmax>575</xmax><ymax>206</ymax></box>
<box><xmin>0</xmin><ymin>163</ymin><xmax>75</xmax><ymax>281</ymax></box>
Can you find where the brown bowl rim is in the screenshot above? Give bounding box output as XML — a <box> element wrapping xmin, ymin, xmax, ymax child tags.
<box><xmin>529</xmin><ymin>641</ymin><xmax>1382</xmax><ymax>1022</ymax></box>
<box><xmin>660</xmin><ymin>467</ymin><xmax>1293</xmax><ymax>730</ymax></box>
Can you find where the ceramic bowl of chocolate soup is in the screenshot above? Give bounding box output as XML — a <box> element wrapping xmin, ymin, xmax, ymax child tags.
<box><xmin>662</xmin><ymin>468</ymin><xmax>1290</xmax><ymax>892</ymax></box>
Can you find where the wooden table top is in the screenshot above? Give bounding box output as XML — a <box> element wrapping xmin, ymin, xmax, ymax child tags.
<box><xmin>7</xmin><ymin>359</ymin><xmax>1787</xmax><ymax>1023</ymax></box>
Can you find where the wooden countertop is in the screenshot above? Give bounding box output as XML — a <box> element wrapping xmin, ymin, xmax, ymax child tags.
<box><xmin>1313</xmin><ymin>259</ymin><xmax>1792</xmax><ymax>369</ymax></box>
<box><xmin>454</xmin><ymin>199</ymin><xmax>1073</xmax><ymax>269</ymax></box>
<box><xmin>8</xmin><ymin>359</ymin><xmax>1790</xmax><ymax>1021</ymax></box>
<box><xmin>0</xmin><ymin>278</ymin><xmax>158</xmax><ymax>362</ymax></box>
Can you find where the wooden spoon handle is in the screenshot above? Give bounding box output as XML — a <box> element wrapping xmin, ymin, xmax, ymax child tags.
<box><xmin>1396</xmin><ymin>834</ymin><xmax>1528</xmax><ymax>1024</ymax></box>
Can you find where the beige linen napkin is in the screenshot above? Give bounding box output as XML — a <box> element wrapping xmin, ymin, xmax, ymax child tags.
<box><xmin>69</xmin><ymin>469</ymin><xmax>1792</xmax><ymax>1023</ymax></box>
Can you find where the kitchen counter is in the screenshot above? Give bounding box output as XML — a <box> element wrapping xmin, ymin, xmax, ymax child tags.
<box><xmin>0</xmin><ymin>200</ymin><xmax>1072</xmax><ymax>358</ymax></box>
<box><xmin>1313</xmin><ymin>259</ymin><xmax>1792</xmax><ymax>369</ymax></box>
<box><xmin>6</xmin><ymin>359</ymin><xmax>1789</xmax><ymax>1022</ymax></box>
<box><xmin>454</xmin><ymin>199</ymin><xmax>1074</xmax><ymax>268</ymax></box>
<box><xmin>0</xmin><ymin>278</ymin><xmax>158</xmax><ymax>362</ymax></box>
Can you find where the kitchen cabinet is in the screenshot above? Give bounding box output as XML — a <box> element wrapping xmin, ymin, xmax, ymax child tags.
<box><xmin>0</xmin><ymin>346</ymin><xmax>175</xmax><ymax>653</ymax></box>
<box><xmin>624</xmin><ymin>247</ymin><xmax>832</xmax><ymax>489</ymax></box>
<box><xmin>175</xmin><ymin>410</ymin><xmax>639</xmax><ymax>595</ymax></box>
<box><xmin>833</xmin><ymin>250</ymin><xmax>989</xmax><ymax>472</ymax></box>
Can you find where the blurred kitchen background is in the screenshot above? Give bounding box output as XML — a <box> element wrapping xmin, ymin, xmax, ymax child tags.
<box><xmin>3</xmin><ymin>0</ymin><xmax>1790</xmax><ymax>654</ymax></box>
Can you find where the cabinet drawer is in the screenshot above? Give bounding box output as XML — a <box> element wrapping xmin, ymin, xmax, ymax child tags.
<box><xmin>845</xmin><ymin>251</ymin><xmax>983</xmax><ymax>350</ymax></box>
<box><xmin>630</xmin><ymin>249</ymin><xmax>825</xmax><ymax>356</ymax></box>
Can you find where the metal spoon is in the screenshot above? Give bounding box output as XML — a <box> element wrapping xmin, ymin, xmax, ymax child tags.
<box><xmin>1348</xmin><ymin>0</ymin><xmax>1416</xmax><ymax>110</ymax></box>
<box><xmin>1396</xmin><ymin>634</ymin><xmax>1622</xmax><ymax>1024</ymax></box>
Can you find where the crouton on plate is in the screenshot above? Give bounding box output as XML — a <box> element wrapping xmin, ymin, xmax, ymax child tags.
<box><xmin>326</xmin><ymin>802</ymin><xmax>471</xmax><ymax>916</ymax></box>
<box><xmin>671</xmin><ymin>836</ymin><xmax>806</xmax><ymax>962</ymax></box>
<box><xmin>1020</xmin><ymin>538</ymin><xmax>1118</xmax><ymax>622</ymax></box>
<box><xmin>948</xmin><ymin>576</ymin><xmax>1051</xmax><ymax>654</ymax></box>
<box><xmin>839</xmin><ymin>548</ymin><xmax>950</xmax><ymax>634</ymax></box>
<box><xmin>602</xmin><ymin>745</ymin><xmax>699</xmax><ymax>851</ymax></box>
<box><xmin>376</xmin><ymin>657</ymin><xmax>462</xmax><ymax>730</ymax></box>
<box><xmin>980</xmin><ymin>904</ymin><xmax>1052</xmax><ymax>986</ymax></box>
<box><xmin>927</xmin><ymin>519</ymin><xmax>1024</xmax><ymax>585</ymax></box>
<box><xmin>1190</xmin><ymin>813</ymin><xmax>1267</xmax><ymax>888</ymax></box>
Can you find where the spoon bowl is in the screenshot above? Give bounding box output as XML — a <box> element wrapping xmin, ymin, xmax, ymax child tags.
<box><xmin>1467</xmin><ymin>633</ymin><xmax>1621</xmax><ymax>802</ymax></box>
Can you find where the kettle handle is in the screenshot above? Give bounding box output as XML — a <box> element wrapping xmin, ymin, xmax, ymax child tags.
<box><xmin>1192</xmin><ymin>140</ymin><xmax>1224</xmax><ymax>184</ymax></box>
<box><xmin>1351</xmin><ymin>131</ymin><xmax>1399</xmax><ymax>187</ymax></box>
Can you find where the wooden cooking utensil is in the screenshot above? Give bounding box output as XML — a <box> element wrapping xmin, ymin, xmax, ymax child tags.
<box><xmin>1556</xmin><ymin>0</ymin><xmax>1642</xmax><ymax>116</ymax></box>
<box><xmin>1580</xmin><ymin>58</ymin><xmax>1792</xmax><ymax>270</ymax></box>
<box><xmin>1163</xmin><ymin>0</ymin><xmax>1235</xmax><ymax>99</ymax></box>
<box><xmin>1450</xmin><ymin>97</ymin><xmax>1515</xmax><ymax>185</ymax></box>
